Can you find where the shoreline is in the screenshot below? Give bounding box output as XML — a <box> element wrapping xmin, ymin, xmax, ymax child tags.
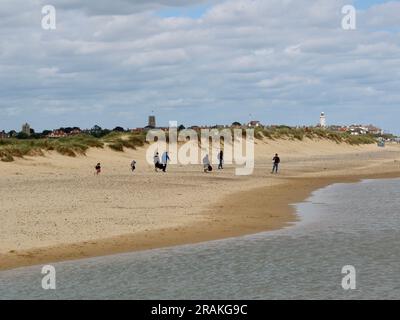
<box><xmin>1</xmin><ymin>170</ymin><xmax>400</xmax><ymax>271</ymax></box>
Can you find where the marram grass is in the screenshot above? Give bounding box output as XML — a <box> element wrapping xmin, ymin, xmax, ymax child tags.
<box><xmin>0</xmin><ymin>128</ymin><xmax>376</xmax><ymax>162</ymax></box>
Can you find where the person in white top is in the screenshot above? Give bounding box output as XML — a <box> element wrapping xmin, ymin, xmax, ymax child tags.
<box><xmin>203</xmin><ymin>154</ymin><xmax>211</xmax><ymax>173</ymax></box>
<box><xmin>154</xmin><ymin>152</ymin><xmax>160</xmax><ymax>172</ymax></box>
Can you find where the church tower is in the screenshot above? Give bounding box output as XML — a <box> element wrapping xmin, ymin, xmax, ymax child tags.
<box><xmin>148</xmin><ymin>115</ymin><xmax>156</xmax><ymax>128</ymax></box>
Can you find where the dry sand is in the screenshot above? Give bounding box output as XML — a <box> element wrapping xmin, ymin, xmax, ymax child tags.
<box><xmin>1</xmin><ymin>138</ymin><xmax>400</xmax><ymax>270</ymax></box>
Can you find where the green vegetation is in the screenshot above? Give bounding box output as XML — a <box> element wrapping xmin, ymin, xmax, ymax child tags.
<box><xmin>103</xmin><ymin>132</ymin><xmax>147</xmax><ymax>152</ymax></box>
<box><xmin>0</xmin><ymin>125</ymin><xmax>378</xmax><ymax>162</ymax></box>
<box><xmin>0</xmin><ymin>134</ymin><xmax>103</xmax><ymax>162</ymax></box>
<box><xmin>344</xmin><ymin>134</ymin><xmax>377</xmax><ymax>145</ymax></box>
<box><xmin>0</xmin><ymin>131</ymin><xmax>150</xmax><ymax>162</ymax></box>
<box><xmin>254</xmin><ymin>126</ymin><xmax>377</xmax><ymax>145</ymax></box>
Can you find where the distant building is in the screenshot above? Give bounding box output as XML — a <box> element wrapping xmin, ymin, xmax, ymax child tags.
<box><xmin>365</xmin><ymin>124</ymin><xmax>383</xmax><ymax>135</ymax></box>
<box><xmin>348</xmin><ymin>125</ymin><xmax>368</xmax><ymax>135</ymax></box>
<box><xmin>131</xmin><ymin>128</ymin><xmax>145</xmax><ymax>134</ymax></box>
<box><xmin>148</xmin><ymin>115</ymin><xmax>156</xmax><ymax>128</ymax></box>
<box><xmin>46</xmin><ymin>128</ymin><xmax>81</xmax><ymax>138</ymax></box>
<box><xmin>248</xmin><ymin>120</ymin><xmax>261</xmax><ymax>128</ymax></box>
<box><xmin>319</xmin><ymin>112</ymin><xmax>326</xmax><ymax>128</ymax></box>
<box><xmin>69</xmin><ymin>128</ymin><xmax>82</xmax><ymax>135</ymax></box>
<box><xmin>22</xmin><ymin>123</ymin><xmax>31</xmax><ymax>136</ymax></box>
<box><xmin>0</xmin><ymin>130</ymin><xmax>7</xmax><ymax>139</ymax></box>
<box><xmin>329</xmin><ymin>124</ymin><xmax>385</xmax><ymax>136</ymax></box>
<box><xmin>346</xmin><ymin>124</ymin><xmax>383</xmax><ymax>136</ymax></box>
<box><xmin>47</xmin><ymin>129</ymin><xmax>67</xmax><ymax>138</ymax></box>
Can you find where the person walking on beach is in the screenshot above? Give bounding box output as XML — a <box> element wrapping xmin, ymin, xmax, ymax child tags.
<box><xmin>130</xmin><ymin>160</ymin><xmax>136</xmax><ymax>173</ymax></box>
<box><xmin>154</xmin><ymin>152</ymin><xmax>160</xmax><ymax>172</ymax></box>
<box><xmin>161</xmin><ymin>151</ymin><xmax>170</xmax><ymax>173</ymax></box>
<box><xmin>218</xmin><ymin>150</ymin><xmax>224</xmax><ymax>170</ymax></box>
<box><xmin>271</xmin><ymin>154</ymin><xmax>280</xmax><ymax>174</ymax></box>
<box><xmin>203</xmin><ymin>154</ymin><xmax>212</xmax><ymax>173</ymax></box>
<box><xmin>95</xmin><ymin>163</ymin><xmax>101</xmax><ymax>175</ymax></box>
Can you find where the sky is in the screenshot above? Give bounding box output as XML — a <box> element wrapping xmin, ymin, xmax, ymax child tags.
<box><xmin>0</xmin><ymin>0</ymin><xmax>399</xmax><ymax>133</ymax></box>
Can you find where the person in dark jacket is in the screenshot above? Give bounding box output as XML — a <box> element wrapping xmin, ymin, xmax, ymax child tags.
<box><xmin>271</xmin><ymin>154</ymin><xmax>280</xmax><ymax>174</ymax></box>
<box><xmin>154</xmin><ymin>152</ymin><xmax>161</xmax><ymax>172</ymax></box>
<box><xmin>95</xmin><ymin>163</ymin><xmax>101</xmax><ymax>175</ymax></box>
<box><xmin>130</xmin><ymin>160</ymin><xmax>136</xmax><ymax>172</ymax></box>
<box><xmin>218</xmin><ymin>150</ymin><xmax>224</xmax><ymax>170</ymax></box>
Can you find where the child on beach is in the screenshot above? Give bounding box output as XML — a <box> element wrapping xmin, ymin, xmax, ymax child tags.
<box><xmin>130</xmin><ymin>160</ymin><xmax>136</xmax><ymax>172</ymax></box>
<box><xmin>95</xmin><ymin>163</ymin><xmax>101</xmax><ymax>175</ymax></box>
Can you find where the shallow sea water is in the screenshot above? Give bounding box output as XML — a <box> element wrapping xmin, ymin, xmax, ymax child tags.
<box><xmin>1</xmin><ymin>178</ymin><xmax>399</xmax><ymax>299</ymax></box>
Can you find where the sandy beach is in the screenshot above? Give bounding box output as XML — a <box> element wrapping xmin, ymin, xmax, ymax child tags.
<box><xmin>1</xmin><ymin>139</ymin><xmax>400</xmax><ymax>270</ymax></box>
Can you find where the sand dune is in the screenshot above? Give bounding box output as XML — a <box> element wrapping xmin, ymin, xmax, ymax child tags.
<box><xmin>1</xmin><ymin>138</ymin><xmax>400</xmax><ymax>270</ymax></box>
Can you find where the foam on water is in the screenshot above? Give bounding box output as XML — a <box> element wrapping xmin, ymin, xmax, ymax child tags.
<box><xmin>1</xmin><ymin>179</ymin><xmax>399</xmax><ymax>299</ymax></box>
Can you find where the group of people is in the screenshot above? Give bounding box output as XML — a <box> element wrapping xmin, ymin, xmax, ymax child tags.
<box><xmin>201</xmin><ymin>151</ymin><xmax>280</xmax><ymax>174</ymax></box>
<box><xmin>94</xmin><ymin>152</ymin><xmax>281</xmax><ymax>175</ymax></box>
<box><xmin>202</xmin><ymin>150</ymin><xmax>224</xmax><ymax>173</ymax></box>
<box><xmin>153</xmin><ymin>151</ymin><xmax>170</xmax><ymax>172</ymax></box>
<box><xmin>94</xmin><ymin>153</ymin><xmax>169</xmax><ymax>176</ymax></box>
<box><xmin>95</xmin><ymin>160</ymin><xmax>137</xmax><ymax>175</ymax></box>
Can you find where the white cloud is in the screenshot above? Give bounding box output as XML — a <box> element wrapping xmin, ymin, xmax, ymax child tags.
<box><xmin>257</xmin><ymin>76</ymin><xmax>320</xmax><ymax>89</ymax></box>
<box><xmin>0</xmin><ymin>0</ymin><xmax>399</xmax><ymax>133</ymax></box>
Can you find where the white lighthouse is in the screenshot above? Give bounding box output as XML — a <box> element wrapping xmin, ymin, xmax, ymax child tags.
<box><xmin>320</xmin><ymin>112</ymin><xmax>326</xmax><ymax>128</ymax></box>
